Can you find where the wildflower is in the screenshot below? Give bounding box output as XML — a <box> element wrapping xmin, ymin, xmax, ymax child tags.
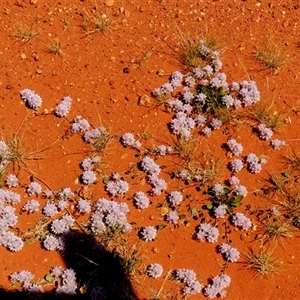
<box><xmin>196</xmin><ymin>223</ymin><xmax>219</xmax><ymax>243</ymax></box>
<box><xmin>80</xmin><ymin>156</ymin><xmax>101</xmax><ymax>171</ymax></box>
<box><xmin>140</xmin><ymin>226</ymin><xmax>157</xmax><ymax>241</ymax></box>
<box><xmin>210</xmin><ymin>73</ymin><xmax>228</xmax><ymax>90</ymax></box>
<box><xmin>226</xmin><ymin>138</ymin><xmax>243</xmax><ymax>156</ymax></box>
<box><xmin>238</xmin><ymin>80</ymin><xmax>260</xmax><ymax>106</ymax></box>
<box><xmin>5</xmin><ymin>174</ymin><xmax>19</xmax><ymax>188</ymax></box>
<box><xmin>76</xmin><ymin>199</ymin><xmax>91</xmax><ymax>214</ymax></box>
<box><xmin>155</xmin><ymin>145</ymin><xmax>173</xmax><ymax>156</ymax></box>
<box><xmin>219</xmin><ymin>243</ymin><xmax>240</xmax><ymax>262</ymax></box>
<box><xmin>51</xmin><ymin>266</ymin><xmax>64</xmax><ymax>277</ymax></box>
<box><xmin>246</xmin><ymin>153</ymin><xmax>267</xmax><ymax>174</ymax></box>
<box><xmin>43</xmin><ymin>202</ymin><xmax>58</xmax><ymax>217</ymax></box>
<box><xmin>228</xmin><ymin>176</ymin><xmax>240</xmax><ymax>186</ymax></box>
<box><xmin>57</xmin><ymin>200</ymin><xmax>68</xmax><ymax>210</ymax></box>
<box><xmin>202</xmin><ymin>126</ymin><xmax>212</xmax><ymax>136</ymax></box>
<box><xmin>210</xmin><ymin>118</ymin><xmax>222</xmax><ymax>130</ymax></box>
<box><xmin>213</xmin><ymin>204</ymin><xmax>228</xmax><ymax>219</ymax></box>
<box><xmin>22</xmin><ymin>200</ymin><xmax>40</xmax><ymax>213</ymax></box>
<box><xmin>184</xmin><ymin>76</ymin><xmax>196</xmax><ymax>87</ymax></box>
<box><xmin>140</xmin><ymin>157</ymin><xmax>161</xmax><ymax>175</ymax></box>
<box><xmin>71</xmin><ymin>115</ymin><xmax>90</xmax><ymax>133</ymax></box>
<box><xmin>169</xmin><ymin>112</ymin><xmax>195</xmax><ymax>140</ymax></box>
<box><xmin>51</xmin><ymin>215</ymin><xmax>75</xmax><ymax>234</ymax></box>
<box><xmin>81</xmin><ymin>170</ymin><xmax>96</xmax><ymax>185</ymax></box>
<box><xmin>1</xmin><ymin>232</ymin><xmax>24</xmax><ymax>252</ymax></box>
<box><xmin>54</xmin><ymin>96</ymin><xmax>72</xmax><ymax>117</ymax></box>
<box><xmin>183</xmin><ymin>280</ymin><xmax>202</xmax><ymax>296</ymax></box>
<box><xmin>43</xmin><ymin>235</ymin><xmax>59</xmax><ymax>251</ymax></box>
<box><xmin>167</xmin><ymin>191</ymin><xmax>183</xmax><ymax>206</ymax></box>
<box><xmin>257</xmin><ymin>123</ymin><xmax>273</xmax><ymax>140</ymax></box>
<box><xmin>83</xmin><ymin>126</ymin><xmax>107</xmax><ymax>143</ymax></box>
<box><xmin>148</xmin><ymin>175</ymin><xmax>167</xmax><ymax>195</ymax></box>
<box><xmin>222</xmin><ymin>95</ymin><xmax>234</xmax><ymax>108</ymax></box>
<box><xmin>204</xmin><ymin>274</ymin><xmax>231</xmax><ymax>299</ymax></box>
<box><xmin>175</xmin><ymin>269</ymin><xmax>197</xmax><ymax>285</ymax></box>
<box><xmin>28</xmin><ymin>284</ymin><xmax>43</xmax><ymax>298</ymax></box>
<box><xmin>231</xmin><ymin>212</ymin><xmax>252</xmax><ymax>230</ymax></box>
<box><xmin>270</xmin><ymin>139</ymin><xmax>286</xmax><ymax>150</ymax></box>
<box><xmin>147</xmin><ymin>263</ymin><xmax>163</xmax><ymax>278</ymax></box>
<box><xmin>212</xmin><ymin>183</ymin><xmax>224</xmax><ymax>196</ymax></box>
<box><xmin>20</xmin><ymin>89</ymin><xmax>42</xmax><ymax>110</ymax></box>
<box><xmin>133</xmin><ymin>191</ymin><xmax>150</xmax><ymax>209</ymax></box>
<box><xmin>230</xmin><ymin>159</ymin><xmax>244</xmax><ymax>173</ymax></box>
<box><xmin>165</xmin><ymin>211</ymin><xmax>179</xmax><ymax>224</ymax></box>
<box><xmin>235</xmin><ymin>185</ymin><xmax>248</xmax><ymax>197</ymax></box>
<box><xmin>26</xmin><ymin>182</ymin><xmax>42</xmax><ymax>196</ymax></box>
<box><xmin>105</xmin><ymin>180</ymin><xmax>129</xmax><ymax>196</ymax></box>
<box><xmin>10</xmin><ymin>270</ymin><xmax>34</xmax><ymax>287</ymax></box>
<box><xmin>170</xmin><ymin>70</ymin><xmax>183</xmax><ymax>87</ymax></box>
<box><xmin>121</xmin><ymin>132</ymin><xmax>141</xmax><ymax>149</ymax></box>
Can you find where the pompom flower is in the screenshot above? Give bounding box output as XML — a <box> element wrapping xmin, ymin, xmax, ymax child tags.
<box><xmin>140</xmin><ymin>226</ymin><xmax>157</xmax><ymax>241</ymax></box>
<box><xmin>147</xmin><ymin>263</ymin><xmax>163</xmax><ymax>278</ymax></box>
<box><xmin>20</xmin><ymin>89</ymin><xmax>42</xmax><ymax>110</ymax></box>
<box><xmin>54</xmin><ymin>96</ymin><xmax>72</xmax><ymax>117</ymax></box>
<box><xmin>22</xmin><ymin>200</ymin><xmax>40</xmax><ymax>213</ymax></box>
<box><xmin>26</xmin><ymin>182</ymin><xmax>42</xmax><ymax>196</ymax></box>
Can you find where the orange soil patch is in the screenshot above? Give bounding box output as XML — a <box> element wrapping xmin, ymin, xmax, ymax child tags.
<box><xmin>0</xmin><ymin>0</ymin><xmax>300</xmax><ymax>299</ymax></box>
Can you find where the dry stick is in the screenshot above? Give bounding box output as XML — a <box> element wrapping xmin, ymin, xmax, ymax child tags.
<box><xmin>154</xmin><ymin>270</ymin><xmax>171</xmax><ymax>298</ymax></box>
<box><xmin>65</xmin><ymin>208</ymin><xmax>89</xmax><ymax>235</ymax></box>
<box><xmin>12</xmin><ymin>111</ymin><xmax>32</xmax><ymax>139</ymax></box>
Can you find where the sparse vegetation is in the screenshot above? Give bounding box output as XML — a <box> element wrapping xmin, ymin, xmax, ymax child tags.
<box><xmin>247</xmin><ymin>101</ymin><xmax>286</xmax><ymax>130</ymax></box>
<box><xmin>45</xmin><ymin>37</ymin><xmax>62</xmax><ymax>55</ymax></box>
<box><xmin>254</xmin><ymin>43</ymin><xmax>286</xmax><ymax>73</ymax></box>
<box><xmin>244</xmin><ymin>247</ymin><xmax>281</xmax><ymax>277</ymax></box>
<box><xmin>1</xmin><ymin>2</ymin><xmax>300</xmax><ymax>300</ymax></box>
<box><xmin>12</xmin><ymin>23</ymin><xmax>39</xmax><ymax>42</ymax></box>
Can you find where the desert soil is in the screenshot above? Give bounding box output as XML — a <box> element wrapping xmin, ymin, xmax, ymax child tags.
<box><xmin>1</xmin><ymin>0</ymin><xmax>300</xmax><ymax>299</ymax></box>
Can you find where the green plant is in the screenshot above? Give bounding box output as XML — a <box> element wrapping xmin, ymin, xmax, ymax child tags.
<box><xmin>244</xmin><ymin>247</ymin><xmax>281</xmax><ymax>277</ymax></box>
<box><xmin>195</xmin><ymin>85</ymin><xmax>228</xmax><ymax>114</ymax></box>
<box><xmin>113</xmin><ymin>243</ymin><xmax>142</xmax><ymax>275</ymax></box>
<box><xmin>254</xmin><ymin>43</ymin><xmax>286</xmax><ymax>74</ymax></box>
<box><xmin>206</xmin><ymin>184</ymin><xmax>244</xmax><ymax>212</ymax></box>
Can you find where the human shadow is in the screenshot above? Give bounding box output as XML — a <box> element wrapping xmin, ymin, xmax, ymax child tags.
<box><xmin>0</xmin><ymin>230</ymin><xmax>139</xmax><ymax>299</ymax></box>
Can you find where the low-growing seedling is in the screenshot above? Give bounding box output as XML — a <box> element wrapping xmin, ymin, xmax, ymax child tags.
<box><xmin>244</xmin><ymin>246</ymin><xmax>281</xmax><ymax>277</ymax></box>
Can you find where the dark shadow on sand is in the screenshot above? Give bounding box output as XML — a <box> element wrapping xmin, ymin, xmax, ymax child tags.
<box><xmin>0</xmin><ymin>231</ymin><xmax>139</xmax><ymax>299</ymax></box>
